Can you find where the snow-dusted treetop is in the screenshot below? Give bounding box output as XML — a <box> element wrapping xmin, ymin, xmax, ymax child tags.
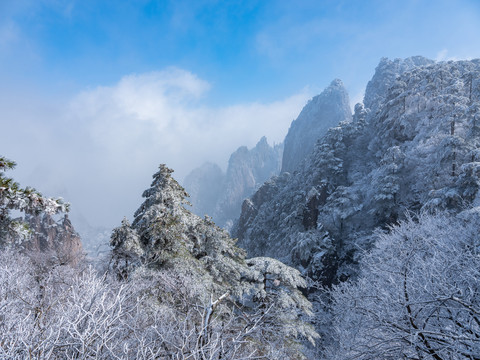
<box><xmin>0</xmin><ymin>156</ymin><xmax>69</xmax><ymax>244</ymax></box>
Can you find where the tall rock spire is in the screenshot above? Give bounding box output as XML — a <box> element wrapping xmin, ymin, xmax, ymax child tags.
<box><xmin>281</xmin><ymin>79</ymin><xmax>351</xmax><ymax>173</ymax></box>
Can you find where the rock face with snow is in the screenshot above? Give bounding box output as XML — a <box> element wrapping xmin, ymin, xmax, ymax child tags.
<box><xmin>184</xmin><ymin>137</ymin><xmax>282</xmax><ymax>229</ymax></box>
<box><xmin>363</xmin><ymin>56</ymin><xmax>434</xmax><ymax>114</ymax></box>
<box><xmin>234</xmin><ymin>57</ymin><xmax>480</xmax><ymax>286</ymax></box>
<box><xmin>213</xmin><ymin>137</ymin><xmax>283</xmax><ymax>228</ymax></box>
<box><xmin>184</xmin><ymin>81</ymin><xmax>351</xmax><ymax>230</ymax></box>
<box><xmin>281</xmin><ymin>79</ymin><xmax>352</xmax><ymax>173</ymax></box>
<box><xmin>26</xmin><ymin>214</ymin><xmax>83</xmax><ymax>265</ymax></box>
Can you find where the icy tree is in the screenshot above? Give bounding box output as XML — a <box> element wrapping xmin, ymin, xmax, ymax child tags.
<box><xmin>110</xmin><ymin>164</ymin><xmax>319</xmax><ymax>357</ymax></box>
<box><xmin>368</xmin><ymin>146</ymin><xmax>405</xmax><ymax>222</ymax></box>
<box><xmin>110</xmin><ymin>217</ymin><xmax>142</xmax><ymax>279</ymax></box>
<box><xmin>0</xmin><ymin>156</ymin><xmax>68</xmax><ymax>245</ymax></box>
<box><xmin>326</xmin><ymin>212</ymin><xmax>480</xmax><ymax>359</ymax></box>
<box><xmin>0</xmin><ymin>245</ymin><xmax>317</xmax><ymax>359</ymax></box>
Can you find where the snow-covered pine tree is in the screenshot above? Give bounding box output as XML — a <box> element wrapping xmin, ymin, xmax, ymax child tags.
<box><xmin>369</xmin><ymin>146</ymin><xmax>405</xmax><ymax>223</ymax></box>
<box><xmin>0</xmin><ymin>156</ymin><xmax>69</xmax><ymax>246</ymax></box>
<box><xmin>110</xmin><ymin>164</ymin><xmax>319</xmax><ymax>357</ymax></box>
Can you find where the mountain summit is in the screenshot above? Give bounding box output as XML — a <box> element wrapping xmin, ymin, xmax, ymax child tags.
<box><xmin>281</xmin><ymin>79</ymin><xmax>351</xmax><ymax>173</ymax></box>
<box><xmin>184</xmin><ymin>137</ymin><xmax>282</xmax><ymax>229</ymax></box>
<box><xmin>235</xmin><ymin>57</ymin><xmax>480</xmax><ymax>286</ymax></box>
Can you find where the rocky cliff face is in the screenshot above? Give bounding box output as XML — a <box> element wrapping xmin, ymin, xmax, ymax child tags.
<box><xmin>212</xmin><ymin>137</ymin><xmax>283</xmax><ymax>229</ymax></box>
<box><xmin>234</xmin><ymin>57</ymin><xmax>480</xmax><ymax>286</ymax></box>
<box><xmin>184</xmin><ymin>137</ymin><xmax>282</xmax><ymax>229</ymax></box>
<box><xmin>185</xmin><ymin>80</ymin><xmax>350</xmax><ymax>230</ymax></box>
<box><xmin>281</xmin><ymin>79</ymin><xmax>351</xmax><ymax>173</ymax></box>
<box><xmin>26</xmin><ymin>214</ymin><xmax>83</xmax><ymax>265</ymax></box>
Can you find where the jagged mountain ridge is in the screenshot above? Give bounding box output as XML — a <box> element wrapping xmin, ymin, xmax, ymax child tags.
<box><xmin>234</xmin><ymin>57</ymin><xmax>480</xmax><ymax>285</ymax></box>
<box><xmin>185</xmin><ymin>81</ymin><xmax>352</xmax><ymax>230</ymax></box>
<box><xmin>184</xmin><ymin>136</ymin><xmax>283</xmax><ymax>229</ymax></box>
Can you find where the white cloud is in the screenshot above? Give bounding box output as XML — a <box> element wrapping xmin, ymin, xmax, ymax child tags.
<box><xmin>70</xmin><ymin>68</ymin><xmax>309</xmax><ymax>173</ymax></box>
<box><xmin>63</xmin><ymin>68</ymin><xmax>310</xmax><ymax>227</ymax></box>
<box><xmin>1</xmin><ymin>67</ymin><xmax>311</xmax><ymax>229</ymax></box>
<box><xmin>2</xmin><ymin>67</ymin><xmax>309</xmax><ymax>229</ymax></box>
<box><xmin>435</xmin><ymin>49</ymin><xmax>472</xmax><ymax>62</ymax></box>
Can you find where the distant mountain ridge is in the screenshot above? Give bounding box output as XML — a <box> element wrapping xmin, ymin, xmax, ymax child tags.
<box><xmin>183</xmin><ymin>136</ymin><xmax>283</xmax><ymax>229</ymax></box>
<box><xmin>184</xmin><ymin>81</ymin><xmax>352</xmax><ymax>229</ymax></box>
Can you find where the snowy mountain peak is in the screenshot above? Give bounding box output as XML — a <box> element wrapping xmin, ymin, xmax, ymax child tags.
<box><xmin>235</xmin><ymin>57</ymin><xmax>480</xmax><ymax>290</ymax></box>
<box><xmin>183</xmin><ymin>137</ymin><xmax>282</xmax><ymax>229</ymax></box>
<box><xmin>281</xmin><ymin>79</ymin><xmax>351</xmax><ymax>173</ymax></box>
<box><xmin>255</xmin><ymin>135</ymin><xmax>269</xmax><ymax>149</ymax></box>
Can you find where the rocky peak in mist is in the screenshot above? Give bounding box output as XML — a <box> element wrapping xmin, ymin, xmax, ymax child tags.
<box><xmin>213</xmin><ymin>136</ymin><xmax>282</xmax><ymax>228</ymax></box>
<box><xmin>185</xmin><ymin>80</ymin><xmax>351</xmax><ymax>230</ymax></box>
<box><xmin>184</xmin><ymin>137</ymin><xmax>282</xmax><ymax>229</ymax></box>
<box><xmin>281</xmin><ymin>79</ymin><xmax>352</xmax><ymax>173</ymax></box>
<box><xmin>234</xmin><ymin>57</ymin><xmax>480</xmax><ymax>286</ymax></box>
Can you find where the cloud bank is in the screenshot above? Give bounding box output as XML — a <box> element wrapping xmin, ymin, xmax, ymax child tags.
<box><xmin>5</xmin><ymin>68</ymin><xmax>310</xmax><ymax>228</ymax></box>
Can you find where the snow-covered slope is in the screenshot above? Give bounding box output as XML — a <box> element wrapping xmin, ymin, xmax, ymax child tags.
<box><xmin>234</xmin><ymin>57</ymin><xmax>480</xmax><ymax>285</ymax></box>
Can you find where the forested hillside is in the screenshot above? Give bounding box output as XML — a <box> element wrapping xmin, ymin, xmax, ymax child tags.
<box><xmin>235</xmin><ymin>57</ymin><xmax>480</xmax><ymax>284</ymax></box>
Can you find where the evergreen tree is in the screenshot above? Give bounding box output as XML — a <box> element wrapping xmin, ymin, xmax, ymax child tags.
<box><xmin>110</xmin><ymin>164</ymin><xmax>319</xmax><ymax>357</ymax></box>
<box><xmin>0</xmin><ymin>156</ymin><xmax>68</xmax><ymax>246</ymax></box>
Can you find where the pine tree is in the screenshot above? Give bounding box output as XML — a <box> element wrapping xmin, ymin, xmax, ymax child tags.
<box><xmin>110</xmin><ymin>164</ymin><xmax>319</xmax><ymax>357</ymax></box>
<box><xmin>370</xmin><ymin>146</ymin><xmax>405</xmax><ymax>223</ymax></box>
<box><xmin>0</xmin><ymin>156</ymin><xmax>68</xmax><ymax>246</ymax></box>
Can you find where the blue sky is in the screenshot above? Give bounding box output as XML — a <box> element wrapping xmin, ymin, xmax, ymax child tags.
<box><xmin>4</xmin><ymin>0</ymin><xmax>480</xmax><ymax>102</ymax></box>
<box><xmin>2</xmin><ymin>0</ymin><xmax>480</xmax><ymax>228</ymax></box>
